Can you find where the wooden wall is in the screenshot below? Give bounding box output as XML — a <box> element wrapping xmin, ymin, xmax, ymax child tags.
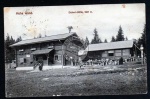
<box><xmin>87</xmin><ymin>48</ymin><xmax>131</xmax><ymax>60</ymax></box>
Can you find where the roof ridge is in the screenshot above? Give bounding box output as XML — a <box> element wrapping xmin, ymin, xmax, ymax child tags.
<box><xmin>18</xmin><ymin>32</ymin><xmax>75</xmax><ymax>42</ymax></box>
<box><xmin>87</xmin><ymin>40</ymin><xmax>134</xmax><ymax>51</ymax></box>
<box><xmin>89</xmin><ymin>40</ymin><xmax>133</xmax><ymax>45</ymax></box>
<box><xmin>10</xmin><ymin>32</ymin><xmax>76</xmax><ymax>47</ymax></box>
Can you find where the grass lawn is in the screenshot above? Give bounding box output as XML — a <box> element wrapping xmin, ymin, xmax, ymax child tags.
<box><xmin>5</xmin><ymin>64</ymin><xmax>147</xmax><ymax>97</ymax></box>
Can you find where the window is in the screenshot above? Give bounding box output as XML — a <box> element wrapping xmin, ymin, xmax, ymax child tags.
<box><xmin>54</xmin><ymin>55</ymin><xmax>61</xmax><ymax>61</ymax></box>
<box><xmin>55</xmin><ymin>55</ymin><xmax>58</xmax><ymax>60</ymax></box>
<box><xmin>19</xmin><ymin>52</ymin><xmax>23</xmax><ymax>55</ymax></box>
<box><xmin>108</xmin><ymin>50</ymin><xmax>114</xmax><ymax>56</ymax></box>
<box><xmin>108</xmin><ymin>50</ymin><xmax>114</xmax><ymax>53</ymax></box>
<box><xmin>31</xmin><ymin>48</ymin><xmax>36</xmax><ymax>51</ymax></box>
<box><xmin>19</xmin><ymin>49</ymin><xmax>24</xmax><ymax>52</ymax></box>
<box><xmin>48</xmin><ymin>46</ymin><xmax>54</xmax><ymax>49</ymax></box>
<box><xmin>20</xmin><ymin>58</ymin><xmax>26</xmax><ymax>64</ymax></box>
<box><xmin>108</xmin><ymin>53</ymin><xmax>114</xmax><ymax>56</ymax></box>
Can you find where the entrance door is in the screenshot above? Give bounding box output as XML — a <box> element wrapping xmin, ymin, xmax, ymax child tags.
<box><xmin>36</xmin><ymin>56</ymin><xmax>43</xmax><ymax>61</ymax></box>
<box><xmin>48</xmin><ymin>50</ymin><xmax>54</xmax><ymax>65</ymax></box>
<box><xmin>54</xmin><ymin>55</ymin><xmax>62</xmax><ymax>65</ymax></box>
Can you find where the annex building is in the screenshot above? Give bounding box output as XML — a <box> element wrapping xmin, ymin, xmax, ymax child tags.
<box><xmin>82</xmin><ymin>40</ymin><xmax>138</xmax><ymax>61</ymax></box>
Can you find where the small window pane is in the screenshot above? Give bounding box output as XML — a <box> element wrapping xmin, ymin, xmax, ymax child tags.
<box><xmin>108</xmin><ymin>53</ymin><xmax>114</xmax><ymax>56</ymax></box>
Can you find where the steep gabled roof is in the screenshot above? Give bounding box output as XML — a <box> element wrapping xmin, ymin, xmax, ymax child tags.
<box><xmin>86</xmin><ymin>40</ymin><xmax>134</xmax><ymax>51</ymax></box>
<box><xmin>10</xmin><ymin>32</ymin><xmax>76</xmax><ymax>47</ymax></box>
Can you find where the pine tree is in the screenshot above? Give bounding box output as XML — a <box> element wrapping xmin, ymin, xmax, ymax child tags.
<box><xmin>38</xmin><ymin>33</ymin><xmax>42</xmax><ymax>38</ymax></box>
<box><xmin>134</xmin><ymin>24</ymin><xmax>146</xmax><ymax>57</ymax></box>
<box><xmin>19</xmin><ymin>36</ymin><xmax>22</xmax><ymax>41</ymax></box>
<box><xmin>137</xmin><ymin>24</ymin><xmax>146</xmax><ymax>56</ymax></box>
<box><xmin>141</xmin><ymin>24</ymin><xmax>146</xmax><ymax>49</ymax></box>
<box><xmin>116</xmin><ymin>26</ymin><xmax>124</xmax><ymax>41</ymax></box>
<box><xmin>16</xmin><ymin>36</ymin><xmax>22</xmax><ymax>43</ymax></box>
<box><xmin>5</xmin><ymin>33</ymin><xmax>15</xmax><ymax>63</ymax></box>
<box><xmin>91</xmin><ymin>28</ymin><xmax>102</xmax><ymax>44</ymax></box>
<box><xmin>111</xmin><ymin>36</ymin><xmax>116</xmax><ymax>42</ymax></box>
<box><xmin>10</xmin><ymin>36</ymin><xmax>15</xmax><ymax>45</ymax></box>
<box><xmin>84</xmin><ymin>36</ymin><xmax>89</xmax><ymax>48</ymax></box>
<box><xmin>5</xmin><ymin>34</ymin><xmax>10</xmax><ymax>63</ymax></box>
<box><xmin>104</xmin><ymin>39</ymin><xmax>108</xmax><ymax>43</ymax></box>
<box><xmin>125</xmin><ymin>36</ymin><xmax>128</xmax><ymax>41</ymax></box>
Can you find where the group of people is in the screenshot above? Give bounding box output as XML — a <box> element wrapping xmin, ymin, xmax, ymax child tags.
<box><xmin>83</xmin><ymin>57</ymin><xmax>139</xmax><ymax>66</ymax></box>
<box><xmin>85</xmin><ymin>59</ymin><xmax>120</xmax><ymax>66</ymax></box>
<box><xmin>32</xmin><ymin>57</ymin><xmax>142</xmax><ymax>70</ymax></box>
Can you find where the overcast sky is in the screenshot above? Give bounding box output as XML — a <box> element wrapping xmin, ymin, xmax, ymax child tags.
<box><xmin>4</xmin><ymin>4</ymin><xmax>145</xmax><ymax>42</ymax></box>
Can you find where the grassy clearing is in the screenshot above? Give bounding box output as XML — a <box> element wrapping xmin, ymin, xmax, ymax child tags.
<box><xmin>5</xmin><ymin>64</ymin><xmax>147</xmax><ymax>97</ymax></box>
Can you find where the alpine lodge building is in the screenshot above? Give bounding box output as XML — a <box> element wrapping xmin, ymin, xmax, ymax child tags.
<box><xmin>10</xmin><ymin>33</ymin><xmax>84</xmax><ymax>70</ymax></box>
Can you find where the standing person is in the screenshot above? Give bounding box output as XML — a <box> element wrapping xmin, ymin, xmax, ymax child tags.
<box><xmin>89</xmin><ymin>59</ymin><xmax>91</xmax><ymax>65</ymax></box>
<box><xmin>74</xmin><ymin>59</ymin><xmax>77</xmax><ymax>66</ymax></box>
<box><xmin>79</xmin><ymin>57</ymin><xmax>83</xmax><ymax>69</ymax></box>
<box><xmin>101</xmin><ymin>59</ymin><xmax>104</xmax><ymax>66</ymax></box>
<box><xmin>39</xmin><ymin>60</ymin><xmax>43</xmax><ymax>71</ymax></box>
<box><xmin>104</xmin><ymin>60</ymin><xmax>106</xmax><ymax>66</ymax></box>
<box><xmin>72</xmin><ymin>59</ymin><xmax>74</xmax><ymax>66</ymax></box>
<box><xmin>98</xmin><ymin>59</ymin><xmax>100</xmax><ymax>65</ymax></box>
<box><xmin>119</xmin><ymin>57</ymin><xmax>123</xmax><ymax>65</ymax></box>
<box><xmin>106</xmin><ymin>58</ymin><xmax>109</xmax><ymax>65</ymax></box>
<box><xmin>91</xmin><ymin>59</ymin><xmax>93</xmax><ymax>66</ymax></box>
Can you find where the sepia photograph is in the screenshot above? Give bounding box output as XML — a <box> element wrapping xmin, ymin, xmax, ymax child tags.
<box><xmin>4</xmin><ymin>4</ymin><xmax>147</xmax><ymax>97</ymax></box>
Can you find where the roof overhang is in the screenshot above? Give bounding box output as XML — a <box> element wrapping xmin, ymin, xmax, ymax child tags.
<box><xmin>88</xmin><ymin>47</ymin><xmax>132</xmax><ymax>52</ymax></box>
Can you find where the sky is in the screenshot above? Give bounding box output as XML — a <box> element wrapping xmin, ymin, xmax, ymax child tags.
<box><xmin>4</xmin><ymin>4</ymin><xmax>145</xmax><ymax>42</ymax></box>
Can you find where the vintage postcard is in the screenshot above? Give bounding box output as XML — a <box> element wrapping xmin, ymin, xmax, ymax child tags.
<box><xmin>4</xmin><ymin>4</ymin><xmax>147</xmax><ymax>97</ymax></box>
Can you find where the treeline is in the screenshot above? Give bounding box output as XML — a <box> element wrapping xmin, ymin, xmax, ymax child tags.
<box><xmin>136</xmin><ymin>24</ymin><xmax>146</xmax><ymax>56</ymax></box>
<box><xmin>82</xmin><ymin>25</ymin><xmax>128</xmax><ymax>49</ymax></box>
<box><xmin>90</xmin><ymin>25</ymin><xmax>127</xmax><ymax>44</ymax></box>
<box><xmin>5</xmin><ymin>34</ymin><xmax>22</xmax><ymax>63</ymax></box>
<box><xmin>5</xmin><ymin>24</ymin><xmax>146</xmax><ymax>63</ymax></box>
<box><xmin>5</xmin><ymin>32</ymin><xmax>45</xmax><ymax>63</ymax></box>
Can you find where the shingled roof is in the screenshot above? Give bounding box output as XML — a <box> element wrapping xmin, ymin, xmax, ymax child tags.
<box><xmin>86</xmin><ymin>40</ymin><xmax>134</xmax><ymax>51</ymax></box>
<box><xmin>10</xmin><ymin>32</ymin><xmax>76</xmax><ymax>47</ymax></box>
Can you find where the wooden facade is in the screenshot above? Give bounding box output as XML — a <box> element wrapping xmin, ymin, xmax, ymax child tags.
<box><xmin>10</xmin><ymin>33</ymin><xmax>84</xmax><ymax>68</ymax></box>
<box><xmin>86</xmin><ymin>48</ymin><xmax>133</xmax><ymax>60</ymax></box>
